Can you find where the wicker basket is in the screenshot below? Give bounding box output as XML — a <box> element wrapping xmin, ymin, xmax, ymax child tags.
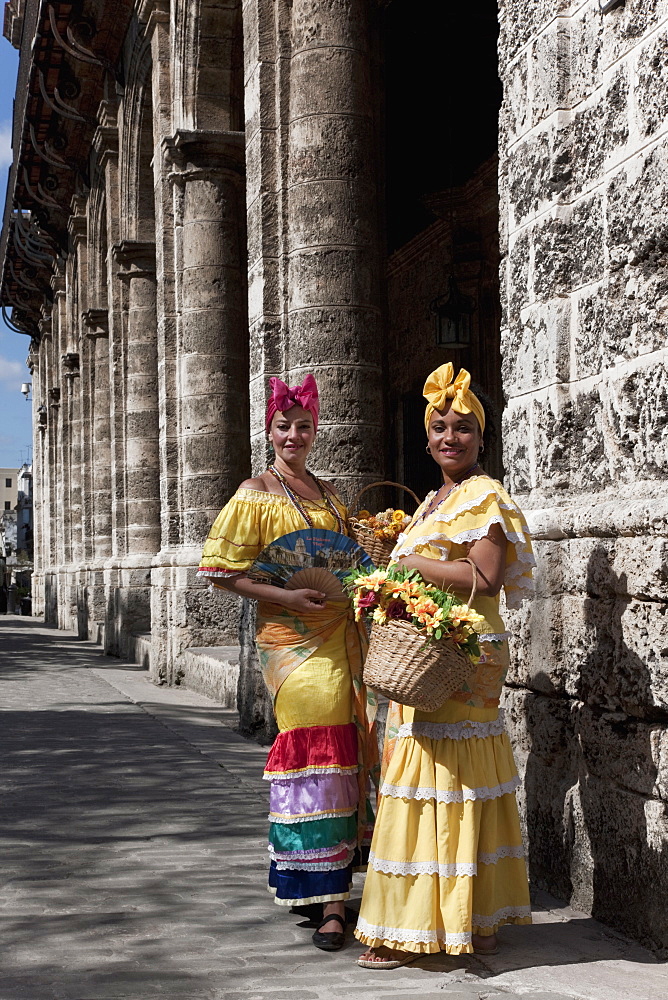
<box><xmin>362</xmin><ymin>558</ymin><xmax>478</xmax><ymax>712</ymax></box>
<box><xmin>349</xmin><ymin>481</ymin><xmax>421</xmax><ymax>568</ymax></box>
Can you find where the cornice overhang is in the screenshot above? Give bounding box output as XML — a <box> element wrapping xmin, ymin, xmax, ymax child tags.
<box><xmin>0</xmin><ymin>0</ymin><xmax>135</xmax><ymax>338</ymax></box>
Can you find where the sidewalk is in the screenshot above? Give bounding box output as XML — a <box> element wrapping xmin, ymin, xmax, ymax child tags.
<box><xmin>1</xmin><ymin>615</ymin><xmax>666</xmax><ymax>1000</ymax></box>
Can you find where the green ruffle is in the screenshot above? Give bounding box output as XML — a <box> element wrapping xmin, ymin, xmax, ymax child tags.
<box><xmin>269</xmin><ymin>814</ymin><xmax>358</xmax><ymax>853</ymax></box>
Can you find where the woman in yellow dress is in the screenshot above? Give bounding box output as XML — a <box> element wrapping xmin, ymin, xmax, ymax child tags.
<box><xmin>355</xmin><ymin>364</ymin><xmax>535</xmax><ymax>968</ymax></box>
<box><xmin>198</xmin><ymin>375</ymin><xmax>377</xmax><ymax>952</ymax></box>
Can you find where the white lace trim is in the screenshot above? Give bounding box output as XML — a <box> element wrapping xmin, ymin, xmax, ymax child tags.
<box><xmin>473</xmin><ymin>905</ymin><xmax>532</xmax><ymax>927</ymax></box>
<box><xmin>274</xmin><ymin>853</ymin><xmax>354</xmax><ymax>873</ymax></box>
<box><xmin>355</xmin><ymin>916</ymin><xmax>470</xmax><ymax>946</ymax></box>
<box><xmin>269</xmin><ymin>807</ymin><xmax>357</xmax><ymax>825</ymax></box>
<box><xmin>268</xmin><ymin>838</ymin><xmax>357</xmax><ymax>862</ymax></box>
<box><xmin>478</xmin><ymin>845</ymin><xmax>526</xmax><ymax>864</ymax></box>
<box><xmin>263</xmin><ymin>766</ymin><xmax>359</xmax><ymax>781</ymax></box>
<box><xmin>393</xmin><ymin>532</ymin><xmax>451</xmax><ymax>560</ymax></box>
<box><xmin>396</xmin><ymin>712</ymin><xmax>506</xmax><ymax>742</ymax></box>
<box><xmin>448</xmin><ymin>517</ymin><xmax>528</xmax><ymax>548</ymax></box>
<box><xmin>432</xmin><ymin>488</ymin><xmax>516</xmax><ymax>524</ymax></box>
<box><xmin>380</xmin><ymin>775</ymin><xmax>520</xmax><ymax>803</ymax></box>
<box><xmin>368</xmin><ymin>844</ymin><xmax>526</xmax><ymax>878</ymax></box>
<box><xmin>196</xmin><ymin>568</ymin><xmax>241</xmax><ymax>577</ymax></box>
<box><xmin>369</xmin><ymin>854</ymin><xmax>477</xmax><ymax>877</ymax></box>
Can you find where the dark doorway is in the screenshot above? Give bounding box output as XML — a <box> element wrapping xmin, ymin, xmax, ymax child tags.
<box><xmin>381</xmin><ymin>2</ymin><xmax>504</xmax><ymax>497</ymax></box>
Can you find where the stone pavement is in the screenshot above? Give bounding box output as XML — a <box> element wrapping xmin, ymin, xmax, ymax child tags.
<box><xmin>1</xmin><ymin>616</ymin><xmax>666</xmax><ymax>1000</ymax></box>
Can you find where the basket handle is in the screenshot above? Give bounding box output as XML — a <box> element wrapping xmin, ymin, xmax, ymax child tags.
<box><xmin>454</xmin><ymin>557</ymin><xmax>478</xmax><ymax>608</ymax></box>
<box><xmin>351</xmin><ymin>480</ymin><xmax>421</xmax><ymax>513</ymax></box>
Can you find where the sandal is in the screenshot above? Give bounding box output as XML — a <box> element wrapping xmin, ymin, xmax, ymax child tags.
<box><xmin>312</xmin><ymin>912</ymin><xmax>346</xmax><ymax>951</ymax></box>
<box><xmin>357</xmin><ymin>949</ymin><xmax>417</xmax><ymax>970</ymax></box>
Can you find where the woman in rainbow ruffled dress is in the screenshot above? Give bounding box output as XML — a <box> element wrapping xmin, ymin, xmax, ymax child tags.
<box><xmin>198</xmin><ymin>375</ymin><xmax>378</xmax><ymax>953</ymax></box>
<box><xmin>355</xmin><ymin>363</ymin><xmax>536</xmax><ymax>969</ymax></box>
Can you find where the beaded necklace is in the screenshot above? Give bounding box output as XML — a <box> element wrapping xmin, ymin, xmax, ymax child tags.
<box><xmin>268</xmin><ymin>465</ymin><xmax>346</xmax><ymax>534</ymax></box>
<box><xmin>414</xmin><ymin>463</ymin><xmax>480</xmax><ymax>526</ymax></box>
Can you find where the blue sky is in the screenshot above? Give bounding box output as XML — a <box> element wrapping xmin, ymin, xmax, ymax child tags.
<box><xmin>0</xmin><ymin>35</ymin><xmax>32</xmax><ymax>469</ymax></box>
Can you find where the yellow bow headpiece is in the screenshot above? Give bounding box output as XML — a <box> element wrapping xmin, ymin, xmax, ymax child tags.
<box><xmin>423</xmin><ymin>363</ymin><xmax>485</xmax><ymax>434</ymax></box>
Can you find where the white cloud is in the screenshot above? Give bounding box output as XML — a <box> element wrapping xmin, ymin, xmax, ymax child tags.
<box><xmin>0</xmin><ymin>354</ymin><xmax>25</xmax><ymax>387</ymax></box>
<box><xmin>0</xmin><ymin>122</ymin><xmax>13</xmax><ymax>170</ymax></box>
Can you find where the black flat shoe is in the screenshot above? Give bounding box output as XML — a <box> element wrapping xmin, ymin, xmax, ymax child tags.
<box><xmin>312</xmin><ymin>912</ymin><xmax>346</xmax><ymax>951</ymax></box>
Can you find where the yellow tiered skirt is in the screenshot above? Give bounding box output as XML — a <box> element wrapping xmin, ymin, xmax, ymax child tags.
<box><xmin>355</xmin><ymin>699</ymin><xmax>531</xmax><ymax>955</ymax></box>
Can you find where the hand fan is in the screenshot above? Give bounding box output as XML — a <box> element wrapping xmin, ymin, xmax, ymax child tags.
<box><xmin>249</xmin><ymin>529</ymin><xmax>373</xmax><ymax>600</ymax></box>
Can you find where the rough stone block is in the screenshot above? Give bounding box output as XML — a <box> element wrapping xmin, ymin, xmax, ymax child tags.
<box><xmin>569</xmin><ymin>10</ymin><xmax>603</xmax><ymax>105</ymax></box>
<box><xmin>498</xmin><ymin>0</ymin><xmax>570</xmax><ymax>63</ymax></box>
<box><xmin>288</xmin><ymin>113</ymin><xmax>372</xmax><ymax>186</ymax></box>
<box><xmin>500</xmin><ymin>49</ymin><xmax>530</xmax><ymax>145</ymax></box>
<box><xmin>502</xmin><ymin>299</ymin><xmax>570</xmax><ymax>395</ymax></box>
<box><xmin>530</xmin><ymin>23</ymin><xmax>570</xmax><ymax>129</ymax></box>
<box><xmin>502</xmin><ymin>400</ymin><xmax>531</xmax><ymax>493</ymax></box>
<box><xmin>506</xmin><ymin>228</ymin><xmax>531</xmax><ymax>317</ymax></box>
<box><xmin>603</xmin><ymin>362</ymin><xmax>668</xmax><ymax>482</ymax></box>
<box><xmin>287</xmin><ymin>178</ymin><xmax>377</xmax><ymax>251</ymax></box>
<box><xmin>288</xmin><ymin>247</ymin><xmax>380</xmax><ymax>311</ymax></box>
<box><xmin>290</xmin><ymin>0</ymin><xmax>367</xmax><ymax>53</ymax></box>
<box><xmin>289</xmin><ymin>49</ymin><xmax>370</xmax><ymax>120</ymax></box>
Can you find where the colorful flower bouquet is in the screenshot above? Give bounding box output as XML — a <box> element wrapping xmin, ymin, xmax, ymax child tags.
<box><xmin>345</xmin><ymin>564</ymin><xmax>484</xmax><ymax>657</ymax></box>
<box><xmin>344</xmin><ymin>563</ymin><xmax>493</xmax><ymax>710</ymax></box>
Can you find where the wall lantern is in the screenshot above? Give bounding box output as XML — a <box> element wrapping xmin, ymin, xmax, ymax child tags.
<box><xmin>599</xmin><ymin>0</ymin><xmax>625</xmax><ymax>13</ymax></box>
<box><xmin>21</xmin><ymin>382</ymin><xmax>32</xmax><ymax>401</ymax></box>
<box><xmin>430</xmin><ymin>276</ymin><xmax>475</xmax><ymax>349</ymax></box>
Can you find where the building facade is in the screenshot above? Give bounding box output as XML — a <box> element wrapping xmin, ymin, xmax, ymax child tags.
<box><xmin>0</xmin><ymin>467</ymin><xmax>19</xmax><ymax>513</ymax></box>
<box><xmin>1</xmin><ymin>0</ymin><xmax>666</xmax><ymax>952</ymax></box>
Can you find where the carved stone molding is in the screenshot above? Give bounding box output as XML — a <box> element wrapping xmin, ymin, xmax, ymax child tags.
<box><xmin>112</xmin><ymin>240</ymin><xmax>156</xmax><ymax>279</ymax></box>
<box><xmin>163</xmin><ymin>129</ymin><xmax>246</xmax><ymax>182</ymax></box>
<box><xmin>48</xmin><ymin>386</ymin><xmax>61</xmax><ymax>406</ymax></box>
<box><xmin>137</xmin><ymin>0</ymin><xmax>169</xmax><ymax>30</ymax></box>
<box><xmin>81</xmin><ymin>307</ymin><xmax>109</xmax><ymax>338</ymax></box>
<box><xmin>93</xmin><ymin>100</ymin><xmax>119</xmax><ymax>168</ymax></box>
<box><xmin>68</xmin><ymin>195</ymin><xmax>88</xmax><ymax>246</ymax></box>
<box><xmin>61</xmin><ymin>353</ymin><xmax>81</xmax><ymax>379</ymax></box>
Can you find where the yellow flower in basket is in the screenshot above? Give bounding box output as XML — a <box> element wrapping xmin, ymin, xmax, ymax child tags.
<box><xmin>392</xmin><ymin>509</ymin><xmax>406</xmax><ymax>522</ymax></box>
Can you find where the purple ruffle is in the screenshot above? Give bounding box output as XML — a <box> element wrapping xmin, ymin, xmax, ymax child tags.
<box><xmin>269</xmin><ymin>771</ymin><xmax>359</xmax><ymax>821</ymax></box>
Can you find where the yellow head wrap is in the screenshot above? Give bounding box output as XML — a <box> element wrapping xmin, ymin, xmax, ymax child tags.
<box><xmin>423</xmin><ymin>363</ymin><xmax>485</xmax><ymax>434</ymax></box>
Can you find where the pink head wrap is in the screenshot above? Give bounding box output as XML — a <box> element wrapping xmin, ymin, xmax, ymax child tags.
<box><xmin>265</xmin><ymin>373</ymin><xmax>320</xmax><ymax>433</ymax></box>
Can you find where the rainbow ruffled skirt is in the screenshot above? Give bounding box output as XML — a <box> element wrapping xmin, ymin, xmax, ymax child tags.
<box><xmin>265</xmin><ymin>722</ymin><xmax>372</xmax><ymax>905</ymax></box>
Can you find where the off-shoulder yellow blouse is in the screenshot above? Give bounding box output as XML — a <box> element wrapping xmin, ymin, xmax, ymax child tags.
<box><xmin>391</xmin><ymin>473</ymin><xmax>535</xmax><ymax>612</ymax></box>
<box><xmin>197</xmin><ymin>488</ymin><xmax>348</xmax><ymax>578</ymax></box>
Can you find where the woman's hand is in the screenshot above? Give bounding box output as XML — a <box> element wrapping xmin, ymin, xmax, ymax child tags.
<box><xmin>282</xmin><ymin>588</ymin><xmax>328</xmax><ymax>613</ymax></box>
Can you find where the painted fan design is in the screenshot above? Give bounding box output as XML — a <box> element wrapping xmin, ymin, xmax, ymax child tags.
<box><xmin>249</xmin><ymin>529</ymin><xmax>373</xmax><ymax>600</ymax></box>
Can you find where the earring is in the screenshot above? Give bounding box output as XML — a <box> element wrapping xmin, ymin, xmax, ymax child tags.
<box><xmin>479</xmin><ymin>443</ymin><xmax>485</xmax><ymax>454</ymax></box>
<box><xmin>425</xmin><ymin>445</ymin><xmax>431</xmax><ymax>454</ymax></box>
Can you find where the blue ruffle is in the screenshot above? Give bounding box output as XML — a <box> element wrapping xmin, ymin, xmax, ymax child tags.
<box><xmin>268</xmin><ymin>860</ymin><xmax>353</xmax><ymax>902</ymax></box>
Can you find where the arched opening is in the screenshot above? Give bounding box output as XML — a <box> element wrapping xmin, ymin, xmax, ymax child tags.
<box><xmin>382</xmin><ymin>3</ymin><xmax>504</xmax><ymax>497</ymax></box>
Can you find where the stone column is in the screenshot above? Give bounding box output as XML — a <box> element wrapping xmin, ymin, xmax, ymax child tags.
<box><xmin>239</xmin><ymin>0</ymin><xmax>385</xmax><ymax>736</ymax></box>
<box><xmin>285</xmin><ymin>0</ymin><xmax>384</xmax><ymax>498</ymax></box>
<box><xmin>151</xmin><ymin>129</ymin><xmax>249</xmax><ymax>680</ymax></box>
<box><xmin>113</xmin><ymin>242</ymin><xmax>161</xmax><ymax>557</ymax></box>
<box><xmin>81</xmin><ymin>308</ymin><xmax>112</xmax><ymax>637</ymax></box>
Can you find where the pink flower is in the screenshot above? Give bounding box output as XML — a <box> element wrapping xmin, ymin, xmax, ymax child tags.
<box><xmin>358</xmin><ymin>591</ymin><xmax>378</xmax><ymax>609</ymax></box>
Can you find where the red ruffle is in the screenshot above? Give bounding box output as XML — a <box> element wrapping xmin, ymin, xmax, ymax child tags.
<box><xmin>265</xmin><ymin>723</ymin><xmax>358</xmax><ymax>778</ymax></box>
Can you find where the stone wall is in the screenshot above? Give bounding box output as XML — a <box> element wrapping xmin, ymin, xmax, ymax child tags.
<box><xmin>498</xmin><ymin>0</ymin><xmax>668</xmax><ymax>954</ymax></box>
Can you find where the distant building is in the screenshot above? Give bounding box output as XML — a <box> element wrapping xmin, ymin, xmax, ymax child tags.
<box><xmin>0</xmin><ymin>464</ymin><xmax>33</xmax><ymax>595</ymax></box>
<box><xmin>0</xmin><ymin>468</ymin><xmax>18</xmax><ymax>514</ymax></box>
